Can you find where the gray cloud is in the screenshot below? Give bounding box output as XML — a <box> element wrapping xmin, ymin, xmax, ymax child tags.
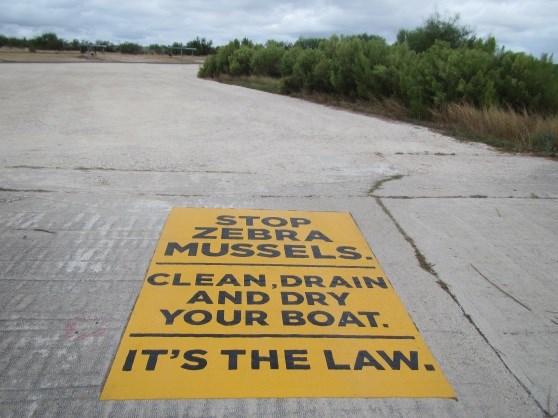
<box><xmin>0</xmin><ymin>0</ymin><xmax>556</xmax><ymax>58</ymax></box>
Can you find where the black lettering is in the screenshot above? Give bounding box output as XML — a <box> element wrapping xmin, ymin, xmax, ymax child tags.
<box><xmin>256</xmin><ymin>244</ymin><xmax>280</xmax><ymax>258</ymax></box>
<box><xmin>218</xmin><ymin>291</ymin><xmax>242</xmax><ymax>304</ymax></box>
<box><xmin>285</xmin><ymin>350</ymin><xmax>310</xmax><ymax>370</ymax></box>
<box><xmin>339</xmin><ymin>311</ymin><xmax>365</xmax><ymax>327</ymax></box>
<box><xmin>284</xmin><ymin>244</ymin><xmax>309</xmax><ymax>258</ymax></box>
<box><xmin>337</xmin><ymin>246</ymin><xmax>362</xmax><ymax>259</ymax></box>
<box><xmin>306</xmin><ymin>292</ymin><xmax>328</xmax><ymax>305</ymax></box>
<box><xmin>222</xmin><ymin>227</ymin><xmax>243</xmax><ymax>239</ymax></box>
<box><xmin>160</xmin><ymin>309</ymin><xmax>184</xmax><ymax>325</ymax></box>
<box><xmin>172</xmin><ymin>273</ymin><xmax>190</xmax><ymax>286</ymax></box>
<box><xmin>251</xmin><ymin>350</ymin><xmax>279</xmax><ymax>369</ymax></box>
<box><xmin>281</xmin><ymin>292</ymin><xmax>304</xmax><ymax>305</ymax></box>
<box><xmin>362</xmin><ymin>276</ymin><xmax>388</xmax><ymax>289</ymax></box>
<box><xmin>239</xmin><ymin>215</ymin><xmax>260</xmax><ymax>226</ymax></box>
<box><xmin>230</xmin><ymin>243</ymin><xmax>255</xmax><ymax>257</ymax></box>
<box><xmin>262</xmin><ymin>217</ymin><xmax>287</xmax><ymax>227</ymax></box>
<box><xmin>308</xmin><ymin>311</ymin><xmax>334</xmax><ymax>326</ymax></box>
<box><xmin>187</xmin><ymin>291</ymin><xmax>213</xmax><ymax>304</ymax></box>
<box><xmin>282</xmin><ymin>310</ymin><xmax>305</xmax><ymax>325</ymax></box>
<box><xmin>244</xmin><ymin>274</ymin><xmax>266</xmax><ymax>287</ymax></box>
<box><xmin>305</xmin><ymin>230</ymin><xmax>332</xmax><ymax>242</ymax></box>
<box><xmin>216</xmin><ymin>215</ymin><xmax>236</xmax><ymax>225</ymax></box>
<box><xmin>165</xmin><ymin>242</ymin><xmax>197</xmax><ymax>256</ymax></box>
<box><xmin>147</xmin><ymin>273</ymin><xmax>169</xmax><ymax>285</ymax></box>
<box><xmin>217</xmin><ymin>310</ymin><xmax>241</xmax><ymax>325</ymax></box>
<box><xmin>304</xmin><ymin>275</ymin><xmax>325</xmax><ymax>287</ymax></box>
<box><xmin>248</xmin><ymin>228</ymin><xmax>271</xmax><ymax>240</ymax></box>
<box><xmin>192</xmin><ymin>227</ymin><xmax>217</xmax><ymax>239</ymax></box>
<box><xmin>281</xmin><ymin>275</ymin><xmax>301</xmax><ymax>287</ymax></box>
<box><xmin>221</xmin><ymin>349</ymin><xmax>246</xmax><ymax>370</ymax></box>
<box><xmin>141</xmin><ymin>349</ymin><xmax>168</xmax><ymax>371</ymax></box>
<box><xmin>354</xmin><ymin>350</ymin><xmax>385</xmax><ymax>370</ymax></box>
<box><xmin>377</xmin><ymin>350</ymin><xmax>419</xmax><ymax>370</ymax></box>
<box><xmin>247</xmin><ymin>291</ymin><xmax>269</xmax><ymax>305</ymax></box>
<box><xmin>330</xmin><ymin>275</ymin><xmax>352</xmax><ymax>288</ymax></box>
<box><xmin>290</xmin><ymin>217</ymin><xmax>311</xmax><ymax>228</ymax></box>
<box><xmin>122</xmin><ymin>350</ymin><xmax>136</xmax><ymax>371</ymax></box>
<box><xmin>328</xmin><ymin>291</ymin><xmax>349</xmax><ymax>306</ymax></box>
<box><xmin>184</xmin><ymin>310</ymin><xmax>211</xmax><ymax>325</ymax></box>
<box><xmin>358</xmin><ymin>311</ymin><xmax>380</xmax><ymax>327</ymax></box>
<box><xmin>181</xmin><ymin>350</ymin><xmax>207</xmax><ymax>370</ymax></box>
<box><xmin>195</xmin><ymin>273</ymin><xmax>213</xmax><ymax>286</ymax></box>
<box><xmin>275</xmin><ymin>229</ymin><xmax>299</xmax><ymax>241</ymax></box>
<box><xmin>246</xmin><ymin>310</ymin><xmax>268</xmax><ymax>325</ymax></box>
<box><xmin>201</xmin><ymin>243</ymin><xmax>228</xmax><ymax>257</ymax></box>
<box><xmin>324</xmin><ymin>350</ymin><xmax>350</xmax><ymax>370</ymax></box>
<box><xmin>216</xmin><ymin>274</ymin><xmax>241</xmax><ymax>286</ymax></box>
<box><xmin>311</xmin><ymin>246</ymin><xmax>336</xmax><ymax>259</ymax></box>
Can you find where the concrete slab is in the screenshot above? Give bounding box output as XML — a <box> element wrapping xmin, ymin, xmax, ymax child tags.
<box><xmin>1</xmin><ymin>63</ymin><xmax>556</xmax><ymax>416</ymax></box>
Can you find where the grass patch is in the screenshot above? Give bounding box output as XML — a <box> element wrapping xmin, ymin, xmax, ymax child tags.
<box><xmin>430</xmin><ymin>103</ymin><xmax>558</xmax><ymax>154</ymax></box>
<box><xmin>368</xmin><ymin>174</ymin><xmax>404</xmax><ymax>194</ymax></box>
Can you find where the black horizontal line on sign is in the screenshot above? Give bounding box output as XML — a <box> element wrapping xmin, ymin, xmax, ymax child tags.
<box><xmin>155</xmin><ymin>262</ymin><xmax>376</xmax><ymax>269</ymax></box>
<box><xmin>129</xmin><ymin>333</ymin><xmax>415</xmax><ymax>340</ymax></box>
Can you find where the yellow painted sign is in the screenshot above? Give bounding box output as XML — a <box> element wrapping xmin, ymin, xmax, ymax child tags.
<box><xmin>101</xmin><ymin>208</ymin><xmax>455</xmax><ymax>400</ymax></box>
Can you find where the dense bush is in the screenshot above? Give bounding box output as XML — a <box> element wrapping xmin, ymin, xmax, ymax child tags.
<box><xmin>396</xmin><ymin>13</ymin><xmax>472</xmax><ymax>52</ymax></box>
<box><xmin>198</xmin><ymin>14</ymin><xmax>558</xmax><ymax>116</ymax></box>
<box><xmin>251</xmin><ymin>41</ymin><xmax>285</xmax><ymax>77</ymax></box>
<box><xmin>95</xmin><ymin>40</ymin><xmax>117</xmax><ymax>53</ymax></box>
<box><xmin>118</xmin><ymin>42</ymin><xmax>143</xmax><ymax>54</ymax></box>
<box><xmin>31</xmin><ymin>33</ymin><xmax>65</xmax><ymax>51</ymax></box>
<box><xmin>229</xmin><ymin>46</ymin><xmax>254</xmax><ymax>76</ymax></box>
<box><xmin>0</xmin><ymin>34</ymin><xmax>28</xmax><ymax>48</ymax></box>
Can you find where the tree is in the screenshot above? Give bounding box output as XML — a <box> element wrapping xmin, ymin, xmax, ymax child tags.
<box><xmin>396</xmin><ymin>13</ymin><xmax>472</xmax><ymax>53</ymax></box>
<box><xmin>31</xmin><ymin>32</ymin><xmax>65</xmax><ymax>50</ymax></box>
<box><xmin>186</xmin><ymin>37</ymin><xmax>216</xmax><ymax>56</ymax></box>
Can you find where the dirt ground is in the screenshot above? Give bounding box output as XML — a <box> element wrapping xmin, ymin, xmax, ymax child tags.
<box><xmin>0</xmin><ymin>47</ymin><xmax>205</xmax><ymax>64</ymax></box>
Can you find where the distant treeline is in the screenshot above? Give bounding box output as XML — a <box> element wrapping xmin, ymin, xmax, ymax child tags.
<box><xmin>0</xmin><ymin>32</ymin><xmax>216</xmax><ymax>56</ymax></box>
<box><xmin>199</xmin><ymin>14</ymin><xmax>558</xmax><ymax>117</ymax></box>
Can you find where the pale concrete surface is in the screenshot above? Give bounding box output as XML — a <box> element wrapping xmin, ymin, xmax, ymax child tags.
<box><xmin>0</xmin><ymin>63</ymin><xmax>556</xmax><ymax>417</ymax></box>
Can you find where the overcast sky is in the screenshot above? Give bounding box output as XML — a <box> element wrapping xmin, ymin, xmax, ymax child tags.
<box><xmin>1</xmin><ymin>0</ymin><xmax>556</xmax><ymax>58</ymax></box>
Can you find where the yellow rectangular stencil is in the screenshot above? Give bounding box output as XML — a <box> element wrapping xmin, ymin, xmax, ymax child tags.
<box><xmin>101</xmin><ymin>208</ymin><xmax>455</xmax><ymax>400</ymax></box>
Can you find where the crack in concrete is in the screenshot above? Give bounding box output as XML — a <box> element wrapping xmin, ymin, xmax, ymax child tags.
<box><xmin>374</xmin><ymin>193</ymin><xmax>549</xmax><ymax>415</ymax></box>
<box><xmin>368</xmin><ymin>174</ymin><xmax>404</xmax><ymax>194</ymax></box>
<box><xmin>374</xmin><ymin>196</ymin><xmax>436</xmax><ymax>276</ymax></box>
<box><xmin>0</xmin><ymin>187</ymin><xmax>53</xmax><ymax>193</ymax></box>
<box><xmin>470</xmin><ymin>263</ymin><xmax>531</xmax><ymax>311</ymax></box>
<box><xmin>11</xmin><ymin>228</ymin><xmax>57</xmax><ymax>234</ymax></box>
<box><xmin>5</xmin><ymin>165</ymin><xmax>255</xmax><ymax>175</ymax></box>
<box><xmin>379</xmin><ymin>195</ymin><xmax>557</xmax><ymax>200</ymax></box>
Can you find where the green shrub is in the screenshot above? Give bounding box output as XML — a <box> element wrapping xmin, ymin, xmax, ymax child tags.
<box><xmin>396</xmin><ymin>13</ymin><xmax>472</xmax><ymax>53</ymax></box>
<box><xmin>119</xmin><ymin>42</ymin><xmax>143</xmax><ymax>54</ymax></box>
<box><xmin>533</xmin><ymin>132</ymin><xmax>555</xmax><ymax>152</ymax></box>
<box><xmin>229</xmin><ymin>46</ymin><xmax>254</xmax><ymax>76</ymax></box>
<box><xmin>198</xmin><ymin>55</ymin><xmax>218</xmax><ymax>77</ymax></box>
<box><xmin>251</xmin><ymin>42</ymin><xmax>285</xmax><ymax>77</ymax></box>
<box><xmin>31</xmin><ymin>32</ymin><xmax>65</xmax><ymax>51</ymax></box>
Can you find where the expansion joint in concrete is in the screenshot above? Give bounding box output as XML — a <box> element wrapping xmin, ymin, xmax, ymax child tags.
<box><xmin>373</xmin><ymin>194</ymin><xmax>548</xmax><ymax>415</ymax></box>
